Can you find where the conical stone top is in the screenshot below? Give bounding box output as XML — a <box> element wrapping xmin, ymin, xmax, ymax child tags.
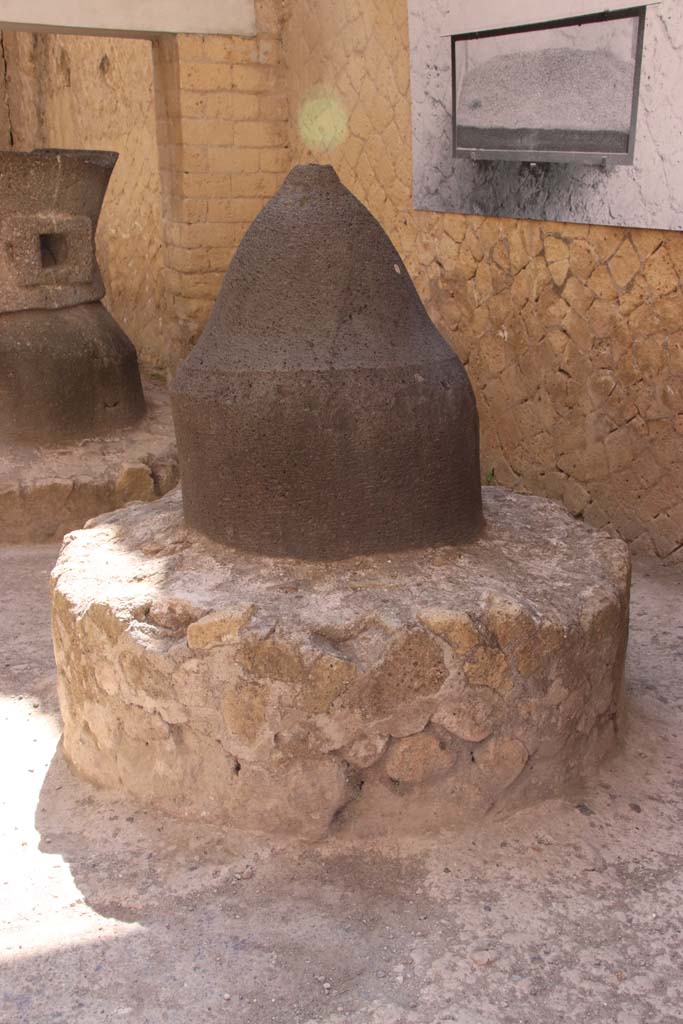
<box><xmin>171</xmin><ymin>164</ymin><xmax>483</xmax><ymax>559</ymax></box>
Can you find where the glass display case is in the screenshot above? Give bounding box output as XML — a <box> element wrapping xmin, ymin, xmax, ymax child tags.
<box><xmin>451</xmin><ymin>5</ymin><xmax>647</xmax><ymax>165</ymax></box>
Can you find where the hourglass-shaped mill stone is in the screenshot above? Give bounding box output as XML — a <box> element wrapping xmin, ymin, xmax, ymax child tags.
<box><xmin>0</xmin><ymin>149</ymin><xmax>145</xmax><ymax>443</ymax></box>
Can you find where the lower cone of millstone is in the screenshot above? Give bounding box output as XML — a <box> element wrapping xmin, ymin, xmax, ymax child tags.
<box><xmin>171</xmin><ymin>163</ymin><xmax>483</xmax><ymax>559</ymax></box>
<box><xmin>0</xmin><ymin>302</ymin><xmax>145</xmax><ymax>443</ymax></box>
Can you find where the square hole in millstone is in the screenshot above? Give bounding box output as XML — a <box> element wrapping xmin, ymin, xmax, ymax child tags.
<box><xmin>39</xmin><ymin>232</ymin><xmax>69</xmax><ymax>268</ymax></box>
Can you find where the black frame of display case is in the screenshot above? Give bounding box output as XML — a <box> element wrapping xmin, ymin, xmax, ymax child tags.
<box><xmin>451</xmin><ymin>5</ymin><xmax>647</xmax><ymax>166</ymax></box>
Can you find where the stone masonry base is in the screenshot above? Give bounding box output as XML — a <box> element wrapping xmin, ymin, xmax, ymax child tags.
<box><xmin>51</xmin><ymin>486</ymin><xmax>631</xmax><ymax>841</ymax></box>
<box><xmin>0</xmin><ymin>381</ymin><xmax>178</xmax><ymax>544</ymax></box>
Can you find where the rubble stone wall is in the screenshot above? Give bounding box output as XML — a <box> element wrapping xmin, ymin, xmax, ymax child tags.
<box><xmin>282</xmin><ymin>0</ymin><xmax>683</xmax><ymax>560</ymax></box>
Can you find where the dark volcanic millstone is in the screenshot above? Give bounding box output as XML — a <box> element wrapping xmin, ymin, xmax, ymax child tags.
<box><xmin>0</xmin><ymin>304</ymin><xmax>145</xmax><ymax>444</ymax></box>
<box><xmin>0</xmin><ymin>148</ymin><xmax>145</xmax><ymax>443</ymax></box>
<box><xmin>171</xmin><ymin>163</ymin><xmax>483</xmax><ymax>559</ymax></box>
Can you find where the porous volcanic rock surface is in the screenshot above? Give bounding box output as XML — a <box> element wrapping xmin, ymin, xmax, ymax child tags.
<box><xmin>171</xmin><ymin>163</ymin><xmax>482</xmax><ymax>559</ymax></box>
<box><xmin>0</xmin><ymin>148</ymin><xmax>114</xmax><ymax>314</ymax></box>
<box><xmin>0</xmin><ymin>148</ymin><xmax>145</xmax><ymax>442</ymax></box>
<box><xmin>51</xmin><ymin>486</ymin><xmax>630</xmax><ymax>840</ymax></box>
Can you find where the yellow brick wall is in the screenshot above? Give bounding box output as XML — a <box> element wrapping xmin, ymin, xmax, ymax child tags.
<box><xmin>283</xmin><ymin>0</ymin><xmax>683</xmax><ymax>559</ymax></box>
<box><xmin>154</xmin><ymin>0</ymin><xmax>290</xmax><ymax>367</ymax></box>
<box><xmin>2</xmin><ymin>31</ymin><xmax>168</xmax><ymax>373</ymax></box>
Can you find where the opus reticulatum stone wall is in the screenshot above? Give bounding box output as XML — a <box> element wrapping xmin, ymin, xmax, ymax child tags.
<box><xmin>283</xmin><ymin>0</ymin><xmax>683</xmax><ymax>562</ymax></box>
<box><xmin>52</xmin><ymin>487</ymin><xmax>630</xmax><ymax>840</ymax></box>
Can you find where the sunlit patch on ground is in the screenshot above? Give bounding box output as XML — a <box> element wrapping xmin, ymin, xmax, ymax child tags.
<box><xmin>0</xmin><ymin>695</ymin><xmax>142</xmax><ymax>963</ymax></box>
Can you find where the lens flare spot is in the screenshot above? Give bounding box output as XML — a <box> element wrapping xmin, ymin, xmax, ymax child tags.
<box><xmin>298</xmin><ymin>88</ymin><xmax>349</xmax><ymax>153</ymax></box>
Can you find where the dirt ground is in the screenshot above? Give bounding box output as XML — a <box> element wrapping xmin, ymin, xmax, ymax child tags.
<box><xmin>1</xmin><ymin>544</ymin><xmax>682</xmax><ymax>1024</ymax></box>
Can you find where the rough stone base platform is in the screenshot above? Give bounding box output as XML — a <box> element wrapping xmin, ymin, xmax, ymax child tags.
<box><xmin>0</xmin><ymin>380</ymin><xmax>178</xmax><ymax>543</ymax></box>
<box><xmin>51</xmin><ymin>487</ymin><xmax>631</xmax><ymax>841</ymax></box>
